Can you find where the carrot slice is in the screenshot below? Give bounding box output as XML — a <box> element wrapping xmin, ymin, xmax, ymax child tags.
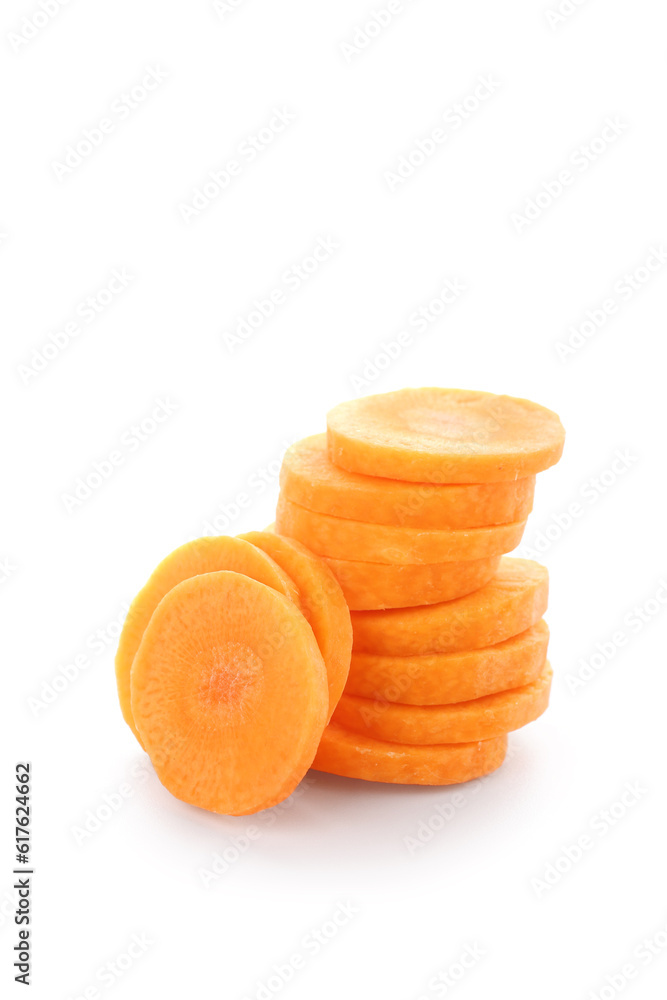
<box><xmin>239</xmin><ymin>531</ymin><xmax>352</xmax><ymax>718</ymax></box>
<box><xmin>312</xmin><ymin>724</ymin><xmax>507</xmax><ymax>785</ymax></box>
<box><xmin>131</xmin><ymin>571</ymin><xmax>328</xmax><ymax>815</ymax></box>
<box><xmin>116</xmin><ymin>536</ymin><xmax>300</xmax><ymax>744</ymax></box>
<box><xmin>281</xmin><ymin>434</ymin><xmax>536</xmax><ymax>528</ymax></box>
<box><xmin>276</xmin><ymin>495</ymin><xmax>526</xmax><ymax>564</ymax></box>
<box><xmin>324</xmin><ymin>554</ymin><xmax>501</xmax><ymax>610</ymax></box>
<box><xmin>352</xmin><ymin>557</ymin><xmax>548</xmax><ymax>655</ymax></box>
<box><xmin>333</xmin><ymin>663</ymin><xmax>552</xmax><ymax>744</ymax></box>
<box><xmin>346</xmin><ymin>620</ymin><xmax>549</xmax><ymax>704</ymax></box>
<box><xmin>327</xmin><ymin>388</ymin><xmax>565</xmax><ymax>483</ymax></box>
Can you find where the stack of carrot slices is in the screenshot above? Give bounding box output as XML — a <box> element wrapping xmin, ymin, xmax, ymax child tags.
<box><xmin>278</xmin><ymin>388</ymin><xmax>564</xmax><ymax>788</ymax></box>
<box><xmin>115</xmin><ymin>387</ymin><xmax>564</xmax><ymax>814</ymax></box>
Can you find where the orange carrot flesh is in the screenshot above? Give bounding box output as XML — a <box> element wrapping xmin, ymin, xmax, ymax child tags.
<box><xmin>239</xmin><ymin>531</ymin><xmax>352</xmax><ymax>719</ymax></box>
<box><xmin>345</xmin><ymin>620</ymin><xmax>549</xmax><ymax>704</ymax></box>
<box><xmin>131</xmin><ymin>571</ymin><xmax>328</xmax><ymax>816</ymax></box>
<box><xmin>327</xmin><ymin>388</ymin><xmax>565</xmax><ymax>483</ymax></box>
<box><xmin>281</xmin><ymin>434</ymin><xmax>536</xmax><ymax>528</ymax></box>
<box><xmin>276</xmin><ymin>495</ymin><xmax>526</xmax><ymax>564</ymax></box>
<box><xmin>333</xmin><ymin>663</ymin><xmax>552</xmax><ymax>744</ymax></box>
<box><xmin>351</xmin><ymin>557</ymin><xmax>548</xmax><ymax>655</ymax></box>
<box><xmin>116</xmin><ymin>536</ymin><xmax>300</xmax><ymax>744</ymax></box>
<box><xmin>312</xmin><ymin>724</ymin><xmax>507</xmax><ymax>785</ymax></box>
<box><xmin>324</xmin><ymin>554</ymin><xmax>501</xmax><ymax>610</ymax></box>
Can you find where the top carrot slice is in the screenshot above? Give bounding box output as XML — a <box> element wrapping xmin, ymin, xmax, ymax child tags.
<box><xmin>281</xmin><ymin>434</ymin><xmax>536</xmax><ymax>528</ymax></box>
<box><xmin>327</xmin><ymin>388</ymin><xmax>565</xmax><ymax>483</ymax></box>
<box><xmin>312</xmin><ymin>723</ymin><xmax>507</xmax><ymax>786</ymax></box>
<box><xmin>115</xmin><ymin>536</ymin><xmax>300</xmax><ymax>745</ymax></box>
<box><xmin>239</xmin><ymin>531</ymin><xmax>352</xmax><ymax>719</ymax></box>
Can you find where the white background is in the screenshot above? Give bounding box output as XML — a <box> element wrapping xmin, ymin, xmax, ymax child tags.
<box><xmin>2</xmin><ymin>1</ymin><xmax>666</xmax><ymax>998</ymax></box>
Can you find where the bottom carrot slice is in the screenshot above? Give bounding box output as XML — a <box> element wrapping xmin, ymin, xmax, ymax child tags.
<box><xmin>131</xmin><ymin>571</ymin><xmax>328</xmax><ymax>816</ymax></box>
<box><xmin>312</xmin><ymin>724</ymin><xmax>507</xmax><ymax>785</ymax></box>
<box><xmin>332</xmin><ymin>663</ymin><xmax>552</xmax><ymax>745</ymax></box>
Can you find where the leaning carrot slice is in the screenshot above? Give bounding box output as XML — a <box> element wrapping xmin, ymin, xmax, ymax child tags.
<box><xmin>332</xmin><ymin>663</ymin><xmax>552</xmax><ymax>744</ymax></box>
<box><xmin>116</xmin><ymin>536</ymin><xmax>300</xmax><ymax>744</ymax></box>
<box><xmin>324</xmin><ymin>554</ymin><xmax>501</xmax><ymax>610</ymax></box>
<box><xmin>312</xmin><ymin>724</ymin><xmax>507</xmax><ymax>785</ymax></box>
<box><xmin>239</xmin><ymin>531</ymin><xmax>352</xmax><ymax>718</ymax></box>
<box><xmin>327</xmin><ymin>388</ymin><xmax>565</xmax><ymax>483</ymax></box>
<box><xmin>131</xmin><ymin>572</ymin><xmax>328</xmax><ymax>816</ymax></box>
<box><xmin>345</xmin><ymin>620</ymin><xmax>549</xmax><ymax>704</ymax></box>
<box><xmin>276</xmin><ymin>495</ymin><xmax>526</xmax><ymax>564</ymax></box>
<box><xmin>281</xmin><ymin>434</ymin><xmax>536</xmax><ymax>528</ymax></box>
<box><xmin>352</xmin><ymin>557</ymin><xmax>548</xmax><ymax>655</ymax></box>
